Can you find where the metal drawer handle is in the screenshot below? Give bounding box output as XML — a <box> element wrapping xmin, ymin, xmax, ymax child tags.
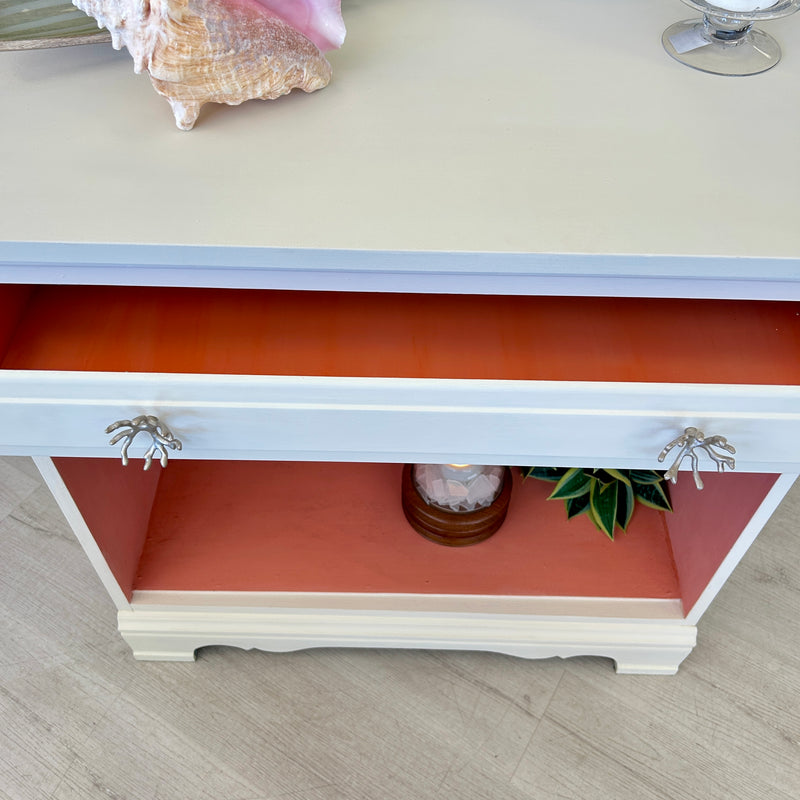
<box><xmin>657</xmin><ymin>427</ymin><xmax>736</xmax><ymax>490</ymax></box>
<box><xmin>105</xmin><ymin>415</ymin><xmax>183</xmax><ymax>470</ymax></box>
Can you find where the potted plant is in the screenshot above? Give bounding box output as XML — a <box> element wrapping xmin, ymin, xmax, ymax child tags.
<box><xmin>521</xmin><ymin>467</ymin><xmax>672</xmax><ymax>540</ymax></box>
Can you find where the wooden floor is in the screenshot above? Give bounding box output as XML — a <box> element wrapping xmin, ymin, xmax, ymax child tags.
<box><xmin>1</xmin><ymin>456</ymin><xmax>798</xmax><ymax>800</ymax></box>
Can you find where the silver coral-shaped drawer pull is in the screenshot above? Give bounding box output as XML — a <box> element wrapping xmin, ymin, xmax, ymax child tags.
<box><xmin>657</xmin><ymin>426</ymin><xmax>736</xmax><ymax>490</ymax></box>
<box><xmin>105</xmin><ymin>415</ymin><xmax>183</xmax><ymax>470</ymax></box>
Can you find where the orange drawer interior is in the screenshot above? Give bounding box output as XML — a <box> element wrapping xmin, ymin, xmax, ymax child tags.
<box><xmin>1</xmin><ymin>285</ymin><xmax>798</xmax><ymax>384</ymax></box>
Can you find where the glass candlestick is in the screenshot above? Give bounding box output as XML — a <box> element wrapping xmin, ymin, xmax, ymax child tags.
<box><xmin>663</xmin><ymin>0</ymin><xmax>800</xmax><ymax>75</ymax></box>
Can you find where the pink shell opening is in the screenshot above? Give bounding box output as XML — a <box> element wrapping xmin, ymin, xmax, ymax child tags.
<box><xmin>254</xmin><ymin>0</ymin><xmax>346</xmax><ymax>51</ymax></box>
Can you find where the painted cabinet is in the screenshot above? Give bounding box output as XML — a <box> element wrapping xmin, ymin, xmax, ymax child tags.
<box><xmin>0</xmin><ymin>282</ymin><xmax>796</xmax><ymax>674</ymax></box>
<box><xmin>2</xmin><ymin>1</ymin><xmax>800</xmax><ymax>673</ymax></box>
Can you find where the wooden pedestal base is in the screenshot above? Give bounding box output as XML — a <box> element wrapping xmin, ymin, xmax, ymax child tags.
<box><xmin>401</xmin><ymin>464</ymin><xmax>512</xmax><ymax>546</ymax></box>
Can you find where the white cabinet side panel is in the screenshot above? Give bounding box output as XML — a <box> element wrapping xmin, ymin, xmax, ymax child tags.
<box><xmin>33</xmin><ymin>457</ymin><xmax>131</xmax><ymax>611</ymax></box>
<box><xmin>684</xmin><ymin>473</ymin><xmax>799</xmax><ymax>625</ymax></box>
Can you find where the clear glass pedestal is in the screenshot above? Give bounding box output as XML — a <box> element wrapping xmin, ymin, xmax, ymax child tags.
<box><xmin>663</xmin><ymin>0</ymin><xmax>800</xmax><ymax>75</ymax></box>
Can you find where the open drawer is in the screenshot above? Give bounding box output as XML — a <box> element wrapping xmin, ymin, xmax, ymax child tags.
<box><xmin>2</xmin><ymin>285</ymin><xmax>799</xmax><ymax>470</ymax></box>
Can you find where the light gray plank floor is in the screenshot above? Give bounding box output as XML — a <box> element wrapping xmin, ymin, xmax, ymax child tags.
<box><xmin>1</xmin><ymin>456</ymin><xmax>798</xmax><ymax>800</ymax></box>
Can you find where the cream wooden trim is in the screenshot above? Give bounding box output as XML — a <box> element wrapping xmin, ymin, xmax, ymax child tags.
<box><xmin>132</xmin><ymin>590</ymin><xmax>686</xmax><ymax>620</ymax></box>
<box><xmin>118</xmin><ymin>603</ymin><xmax>697</xmax><ymax>675</ymax></box>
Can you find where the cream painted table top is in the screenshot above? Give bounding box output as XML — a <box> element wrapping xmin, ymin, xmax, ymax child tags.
<box><xmin>2</xmin><ymin>0</ymin><xmax>800</xmax><ymax>296</ymax></box>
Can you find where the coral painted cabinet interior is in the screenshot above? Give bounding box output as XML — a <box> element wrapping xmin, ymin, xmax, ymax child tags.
<box><xmin>1</xmin><ymin>283</ymin><xmax>798</xmax><ymax>674</ymax></box>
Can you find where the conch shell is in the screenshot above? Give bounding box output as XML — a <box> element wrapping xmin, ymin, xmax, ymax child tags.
<box><xmin>73</xmin><ymin>0</ymin><xmax>345</xmax><ymax>129</ymax></box>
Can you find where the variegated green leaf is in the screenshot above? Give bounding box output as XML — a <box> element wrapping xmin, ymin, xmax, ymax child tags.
<box><xmin>521</xmin><ymin>466</ymin><xmax>565</xmax><ymax>482</ymax></box>
<box><xmin>591</xmin><ymin>469</ymin><xmax>617</xmax><ymax>486</ymax></box>
<box><xmin>602</xmin><ymin>468</ymin><xmax>632</xmax><ymax>486</ymax></box>
<box><xmin>565</xmin><ymin>492</ymin><xmax>591</xmax><ymax>519</ymax></box>
<box><xmin>590</xmin><ymin>479</ymin><xmax>618</xmax><ymax>539</ymax></box>
<box><xmin>549</xmin><ymin>468</ymin><xmax>592</xmax><ymax>500</ymax></box>
<box><xmin>633</xmin><ymin>480</ymin><xmax>673</xmax><ymax>512</ymax></box>
<box><xmin>585</xmin><ymin>505</ymin><xmax>605</xmax><ymax>533</ymax></box>
<box><xmin>629</xmin><ymin>469</ymin><xmax>666</xmax><ymax>485</ymax></box>
<box><xmin>615</xmin><ymin>481</ymin><xmax>635</xmax><ymax>531</ymax></box>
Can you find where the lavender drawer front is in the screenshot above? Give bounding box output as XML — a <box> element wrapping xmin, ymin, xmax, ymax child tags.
<box><xmin>0</xmin><ymin>371</ymin><xmax>798</xmax><ymax>471</ymax></box>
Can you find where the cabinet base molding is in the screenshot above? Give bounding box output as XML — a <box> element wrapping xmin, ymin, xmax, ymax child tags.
<box><xmin>118</xmin><ymin>598</ymin><xmax>697</xmax><ymax>675</ymax></box>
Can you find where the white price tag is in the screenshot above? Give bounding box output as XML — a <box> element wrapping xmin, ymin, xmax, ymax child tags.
<box><xmin>669</xmin><ymin>28</ymin><xmax>711</xmax><ymax>54</ymax></box>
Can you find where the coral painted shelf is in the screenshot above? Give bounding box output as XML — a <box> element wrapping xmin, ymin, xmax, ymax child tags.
<box><xmin>52</xmin><ymin>458</ymin><xmax>779</xmax><ymax>619</ymax></box>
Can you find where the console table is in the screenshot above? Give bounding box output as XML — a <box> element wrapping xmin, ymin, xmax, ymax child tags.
<box><xmin>1</xmin><ymin>0</ymin><xmax>799</xmax><ymax>674</ymax></box>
